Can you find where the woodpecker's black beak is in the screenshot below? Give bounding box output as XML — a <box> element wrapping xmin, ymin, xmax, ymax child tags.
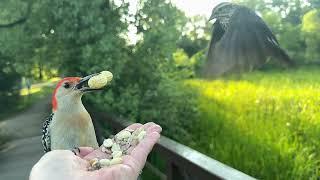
<box><xmin>209</xmin><ymin>14</ymin><xmax>216</xmax><ymax>21</ymax></box>
<box><xmin>75</xmin><ymin>73</ymin><xmax>102</xmax><ymax>92</ymax></box>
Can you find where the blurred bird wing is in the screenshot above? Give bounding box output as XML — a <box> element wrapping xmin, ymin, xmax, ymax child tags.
<box><xmin>205</xmin><ymin>7</ymin><xmax>292</xmax><ymax>78</ymax></box>
<box><xmin>208</xmin><ymin>21</ymin><xmax>225</xmax><ymax>51</ymax></box>
<box><xmin>205</xmin><ymin>20</ymin><xmax>233</xmax><ymax>77</ymax></box>
<box><xmin>42</xmin><ymin>113</ymin><xmax>53</xmax><ymax>153</ymax></box>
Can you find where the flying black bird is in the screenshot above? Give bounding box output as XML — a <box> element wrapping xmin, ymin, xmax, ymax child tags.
<box><xmin>203</xmin><ymin>2</ymin><xmax>293</xmax><ymax>78</ymax></box>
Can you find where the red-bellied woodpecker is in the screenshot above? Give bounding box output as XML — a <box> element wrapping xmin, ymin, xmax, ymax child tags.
<box><xmin>42</xmin><ymin>72</ymin><xmax>112</xmax><ymax>153</ymax></box>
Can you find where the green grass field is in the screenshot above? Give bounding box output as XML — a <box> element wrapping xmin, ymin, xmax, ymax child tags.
<box><xmin>187</xmin><ymin>67</ymin><xmax>320</xmax><ymax>179</ymax></box>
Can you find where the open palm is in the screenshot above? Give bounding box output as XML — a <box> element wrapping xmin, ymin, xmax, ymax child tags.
<box><xmin>30</xmin><ymin>123</ymin><xmax>162</xmax><ymax>180</ymax></box>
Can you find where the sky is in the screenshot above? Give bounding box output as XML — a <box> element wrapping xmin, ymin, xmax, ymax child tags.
<box><xmin>172</xmin><ymin>0</ymin><xmax>230</xmax><ymax>18</ymax></box>
<box><xmin>125</xmin><ymin>0</ymin><xmax>230</xmax><ymax>18</ymax></box>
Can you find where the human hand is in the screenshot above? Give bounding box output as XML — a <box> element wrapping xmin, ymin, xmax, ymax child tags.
<box><xmin>30</xmin><ymin>122</ymin><xmax>162</xmax><ymax>180</ymax></box>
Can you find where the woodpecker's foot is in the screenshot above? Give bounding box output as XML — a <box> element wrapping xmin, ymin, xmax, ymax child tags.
<box><xmin>71</xmin><ymin>147</ymin><xmax>81</xmax><ymax>156</ymax></box>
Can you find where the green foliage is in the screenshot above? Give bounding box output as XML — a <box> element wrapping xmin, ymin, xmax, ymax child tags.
<box><xmin>261</xmin><ymin>10</ymin><xmax>281</xmax><ymax>34</ymax></box>
<box><xmin>177</xmin><ymin>16</ymin><xmax>210</xmax><ymax>57</ymax></box>
<box><xmin>0</xmin><ymin>0</ymin><xmax>130</xmax><ymax>79</ymax></box>
<box><xmin>1</xmin><ymin>0</ymin><xmax>199</xmax><ymax>145</ymax></box>
<box><xmin>0</xmin><ymin>53</ymin><xmax>21</xmax><ymax>112</ymax></box>
<box><xmin>0</xmin><ymin>0</ymin><xmax>30</xmax><ymax>26</ymax></box>
<box><xmin>173</xmin><ymin>49</ymin><xmax>189</xmax><ymax>66</ymax></box>
<box><xmin>278</xmin><ymin>23</ymin><xmax>305</xmax><ymax>62</ymax></box>
<box><xmin>177</xmin><ymin>35</ymin><xmax>208</xmax><ymax>57</ymax></box>
<box><xmin>233</xmin><ymin>0</ymin><xmax>266</xmax><ymax>11</ymax></box>
<box><xmin>187</xmin><ymin>67</ymin><xmax>320</xmax><ymax>179</ymax></box>
<box><xmin>310</xmin><ymin>0</ymin><xmax>320</xmax><ymax>8</ymax></box>
<box><xmin>0</xmin><ymin>56</ymin><xmax>19</xmax><ymax>92</ymax></box>
<box><xmin>36</xmin><ymin>0</ymin><xmax>129</xmax><ymax>77</ymax></box>
<box><xmin>85</xmin><ymin>0</ymin><xmax>199</xmax><ymax>144</ymax></box>
<box><xmin>302</xmin><ymin>9</ymin><xmax>320</xmax><ymax>62</ymax></box>
<box><xmin>139</xmin><ymin>77</ymin><xmax>199</xmax><ymax>142</ymax></box>
<box><xmin>191</xmin><ymin>50</ymin><xmax>206</xmax><ymax>75</ymax></box>
<box><xmin>172</xmin><ymin>49</ymin><xmax>195</xmax><ymax>78</ymax></box>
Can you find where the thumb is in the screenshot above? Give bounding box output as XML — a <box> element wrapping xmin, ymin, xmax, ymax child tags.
<box><xmin>77</xmin><ymin>147</ymin><xmax>95</xmax><ymax>158</ymax></box>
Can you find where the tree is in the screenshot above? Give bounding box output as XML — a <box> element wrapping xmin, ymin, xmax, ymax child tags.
<box><xmin>177</xmin><ymin>16</ymin><xmax>210</xmax><ymax>57</ymax></box>
<box><xmin>302</xmin><ymin>9</ymin><xmax>320</xmax><ymax>62</ymax></box>
<box><xmin>0</xmin><ymin>0</ymin><xmax>32</xmax><ymax>28</ymax></box>
<box><xmin>0</xmin><ymin>0</ymin><xmax>198</xmax><ymax>143</ymax></box>
<box><xmin>1</xmin><ymin>0</ymin><xmax>129</xmax><ymax>79</ymax></box>
<box><xmin>0</xmin><ymin>53</ymin><xmax>21</xmax><ymax>111</ymax></box>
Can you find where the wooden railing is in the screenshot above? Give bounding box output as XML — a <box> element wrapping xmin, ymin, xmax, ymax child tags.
<box><xmin>90</xmin><ymin>111</ymin><xmax>256</xmax><ymax>180</ymax></box>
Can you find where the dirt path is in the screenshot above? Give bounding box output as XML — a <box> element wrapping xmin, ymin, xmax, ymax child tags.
<box><xmin>0</xmin><ymin>97</ymin><xmax>51</xmax><ymax>179</ymax></box>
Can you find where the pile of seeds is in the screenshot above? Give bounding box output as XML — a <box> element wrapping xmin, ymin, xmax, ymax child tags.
<box><xmin>88</xmin><ymin>127</ymin><xmax>147</xmax><ymax>171</ymax></box>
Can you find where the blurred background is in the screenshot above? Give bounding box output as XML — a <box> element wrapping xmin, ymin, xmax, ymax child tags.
<box><xmin>0</xmin><ymin>0</ymin><xmax>320</xmax><ymax>179</ymax></box>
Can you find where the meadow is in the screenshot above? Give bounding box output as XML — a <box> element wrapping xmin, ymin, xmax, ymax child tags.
<box><xmin>186</xmin><ymin>67</ymin><xmax>320</xmax><ymax>179</ymax></box>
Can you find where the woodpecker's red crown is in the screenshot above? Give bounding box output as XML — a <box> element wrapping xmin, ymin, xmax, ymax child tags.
<box><xmin>51</xmin><ymin>73</ymin><xmax>109</xmax><ymax>112</ymax></box>
<box><xmin>52</xmin><ymin>77</ymin><xmax>81</xmax><ymax>111</ymax></box>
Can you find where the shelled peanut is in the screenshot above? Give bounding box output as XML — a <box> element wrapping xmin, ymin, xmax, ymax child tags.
<box><xmin>88</xmin><ymin>71</ymin><xmax>113</xmax><ymax>89</ymax></box>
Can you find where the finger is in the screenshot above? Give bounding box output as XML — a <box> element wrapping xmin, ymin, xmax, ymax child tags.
<box><xmin>125</xmin><ymin>132</ymin><xmax>160</xmax><ymax>170</ymax></box>
<box><xmin>125</xmin><ymin>124</ymin><xmax>161</xmax><ymax>155</ymax></box>
<box><xmin>124</xmin><ymin>123</ymin><xmax>143</xmax><ymax>131</ymax></box>
<box><xmin>124</xmin><ymin>123</ymin><xmax>161</xmax><ymax>155</ymax></box>
<box><xmin>142</xmin><ymin>122</ymin><xmax>157</xmax><ymax>130</ymax></box>
<box><xmin>142</xmin><ymin>122</ymin><xmax>162</xmax><ymax>133</ymax></box>
<box><xmin>78</xmin><ymin>147</ymin><xmax>95</xmax><ymax>158</ymax></box>
<box><xmin>145</xmin><ymin>124</ymin><xmax>162</xmax><ymax>134</ymax></box>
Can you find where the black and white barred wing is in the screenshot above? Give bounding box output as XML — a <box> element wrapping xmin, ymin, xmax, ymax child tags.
<box><xmin>42</xmin><ymin>113</ymin><xmax>53</xmax><ymax>153</ymax></box>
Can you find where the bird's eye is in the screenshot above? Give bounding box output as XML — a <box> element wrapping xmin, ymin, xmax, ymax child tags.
<box><xmin>64</xmin><ymin>83</ymin><xmax>70</xmax><ymax>89</ymax></box>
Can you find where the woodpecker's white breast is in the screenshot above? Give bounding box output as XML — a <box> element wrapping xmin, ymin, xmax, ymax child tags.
<box><xmin>50</xmin><ymin>97</ymin><xmax>99</xmax><ymax>150</ymax></box>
